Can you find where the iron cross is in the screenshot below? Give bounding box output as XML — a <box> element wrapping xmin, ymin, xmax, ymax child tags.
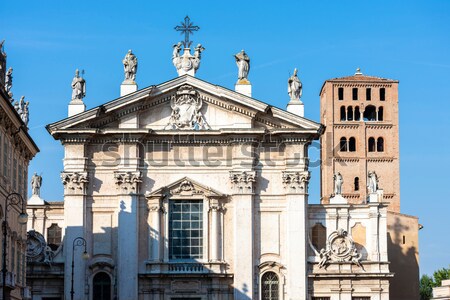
<box><xmin>174</xmin><ymin>16</ymin><xmax>200</xmax><ymax>48</ymax></box>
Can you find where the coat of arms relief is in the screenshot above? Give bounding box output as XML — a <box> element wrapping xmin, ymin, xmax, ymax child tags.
<box><xmin>165</xmin><ymin>84</ymin><xmax>209</xmax><ymax>130</ymax></box>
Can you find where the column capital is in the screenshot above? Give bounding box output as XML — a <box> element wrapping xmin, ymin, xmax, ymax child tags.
<box><xmin>229</xmin><ymin>170</ymin><xmax>256</xmax><ymax>194</ymax></box>
<box><xmin>282</xmin><ymin>171</ymin><xmax>310</xmax><ymax>194</ymax></box>
<box><xmin>61</xmin><ymin>171</ymin><xmax>89</xmax><ymax>194</ymax></box>
<box><xmin>114</xmin><ymin>171</ymin><xmax>142</xmax><ymax>194</ymax></box>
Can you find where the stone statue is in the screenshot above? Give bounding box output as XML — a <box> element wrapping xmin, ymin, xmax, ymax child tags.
<box><xmin>172</xmin><ymin>42</ymin><xmax>182</xmax><ymax>59</ymax></box>
<box><xmin>367</xmin><ymin>171</ymin><xmax>378</xmax><ymax>193</ymax></box>
<box><xmin>43</xmin><ymin>245</ymin><xmax>54</xmax><ymax>265</ymax></box>
<box><xmin>71</xmin><ymin>69</ymin><xmax>86</xmax><ymax>100</ymax></box>
<box><xmin>5</xmin><ymin>67</ymin><xmax>12</xmax><ymax>93</ymax></box>
<box><xmin>31</xmin><ymin>172</ymin><xmax>42</xmax><ymax>197</ymax></box>
<box><xmin>334</xmin><ymin>172</ymin><xmax>343</xmax><ymax>195</ymax></box>
<box><xmin>122</xmin><ymin>49</ymin><xmax>138</xmax><ymax>82</ymax></box>
<box><xmin>288</xmin><ymin>68</ymin><xmax>302</xmax><ymax>100</ymax></box>
<box><xmin>234</xmin><ymin>50</ymin><xmax>250</xmax><ymax>81</ymax></box>
<box><xmin>192</xmin><ymin>44</ymin><xmax>205</xmax><ymax>70</ymax></box>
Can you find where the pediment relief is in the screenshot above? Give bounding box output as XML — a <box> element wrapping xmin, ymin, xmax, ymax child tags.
<box><xmin>145</xmin><ymin>176</ymin><xmax>226</xmax><ymax>200</ymax></box>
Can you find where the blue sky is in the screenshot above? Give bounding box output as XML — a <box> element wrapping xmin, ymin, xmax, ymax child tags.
<box><xmin>2</xmin><ymin>1</ymin><xmax>449</xmax><ymax>276</ymax></box>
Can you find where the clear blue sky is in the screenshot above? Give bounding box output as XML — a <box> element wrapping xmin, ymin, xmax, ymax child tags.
<box><xmin>2</xmin><ymin>1</ymin><xmax>449</xmax><ymax>276</ymax></box>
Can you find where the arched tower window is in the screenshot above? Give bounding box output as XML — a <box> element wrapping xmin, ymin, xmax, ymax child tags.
<box><xmin>347</xmin><ymin>106</ymin><xmax>353</xmax><ymax>121</ymax></box>
<box><xmin>354</xmin><ymin>177</ymin><xmax>360</xmax><ymax>191</ymax></box>
<box><xmin>340</xmin><ymin>137</ymin><xmax>348</xmax><ymax>152</ymax></box>
<box><xmin>378</xmin><ymin>107</ymin><xmax>384</xmax><ymax>121</ymax></box>
<box><xmin>377</xmin><ymin>137</ymin><xmax>384</xmax><ymax>152</ymax></box>
<box><xmin>47</xmin><ymin>223</ymin><xmax>62</xmax><ymax>251</ymax></box>
<box><xmin>261</xmin><ymin>271</ymin><xmax>279</xmax><ymax>300</ymax></box>
<box><xmin>363</xmin><ymin>105</ymin><xmax>377</xmax><ymax>121</ymax></box>
<box><xmin>349</xmin><ymin>137</ymin><xmax>356</xmax><ymax>152</ymax></box>
<box><xmin>340</xmin><ymin>106</ymin><xmax>346</xmax><ymax>121</ymax></box>
<box><xmin>355</xmin><ymin>106</ymin><xmax>361</xmax><ymax>121</ymax></box>
<box><xmin>93</xmin><ymin>272</ymin><xmax>112</xmax><ymax>300</ymax></box>
<box><xmin>368</xmin><ymin>137</ymin><xmax>376</xmax><ymax>152</ymax></box>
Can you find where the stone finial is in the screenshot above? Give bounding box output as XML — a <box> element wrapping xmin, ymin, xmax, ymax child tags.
<box><xmin>355</xmin><ymin>67</ymin><xmax>363</xmax><ymax>75</ymax></box>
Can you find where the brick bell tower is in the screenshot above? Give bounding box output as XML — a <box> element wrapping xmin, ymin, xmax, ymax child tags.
<box><xmin>319</xmin><ymin>68</ymin><xmax>400</xmax><ymax>212</ymax></box>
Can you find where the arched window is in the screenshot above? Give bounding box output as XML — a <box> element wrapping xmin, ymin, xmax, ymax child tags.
<box><xmin>349</xmin><ymin>137</ymin><xmax>356</xmax><ymax>152</ymax></box>
<box><xmin>354</xmin><ymin>177</ymin><xmax>360</xmax><ymax>191</ymax></box>
<box><xmin>378</xmin><ymin>107</ymin><xmax>384</xmax><ymax>121</ymax></box>
<box><xmin>261</xmin><ymin>271</ymin><xmax>279</xmax><ymax>300</ymax></box>
<box><xmin>311</xmin><ymin>223</ymin><xmax>327</xmax><ymax>251</ymax></box>
<box><xmin>368</xmin><ymin>137</ymin><xmax>376</xmax><ymax>152</ymax></box>
<box><xmin>93</xmin><ymin>272</ymin><xmax>111</xmax><ymax>300</ymax></box>
<box><xmin>47</xmin><ymin>223</ymin><xmax>62</xmax><ymax>251</ymax></box>
<box><xmin>377</xmin><ymin>137</ymin><xmax>384</xmax><ymax>152</ymax></box>
<box><xmin>340</xmin><ymin>106</ymin><xmax>346</xmax><ymax>121</ymax></box>
<box><xmin>363</xmin><ymin>105</ymin><xmax>377</xmax><ymax>121</ymax></box>
<box><xmin>355</xmin><ymin>106</ymin><xmax>361</xmax><ymax>121</ymax></box>
<box><xmin>340</xmin><ymin>137</ymin><xmax>347</xmax><ymax>152</ymax></box>
<box><xmin>347</xmin><ymin>106</ymin><xmax>353</xmax><ymax>121</ymax></box>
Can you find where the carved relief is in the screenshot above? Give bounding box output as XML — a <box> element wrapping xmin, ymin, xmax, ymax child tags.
<box><xmin>172</xmin><ymin>179</ymin><xmax>202</xmax><ymax>196</ymax></box>
<box><xmin>61</xmin><ymin>172</ymin><xmax>89</xmax><ymax>192</ymax></box>
<box><xmin>282</xmin><ymin>171</ymin><xmax>309</xmax><ymax>192</ymax></box>
<box><xmin>114</xmin><ymin>171</ymin><xmax>142</xmax><ymax>193</ymax></box>
<box><xmin>229</xmin><ymin>171</ymin><xmax>256</xmax><ymax>193</ymax></box>
<box><xmin>26</xmin><ymin>230</ymin><xmax>54</xmax><ymax>265</ymax></box>
<box><xmin>165</xmin><ymin>85</ymin><xmax>208</xmax><ymax>130</ymax></box>
<box><xmin>318</xmin><ymin>228</ymin><xmax>363</xmax><ymax>269</ymax></box>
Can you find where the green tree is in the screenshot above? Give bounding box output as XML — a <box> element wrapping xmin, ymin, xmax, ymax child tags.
<box><xmin>420</xmin><ymin>267</ymin><xmax>450</xmax><ymax>300</ymax></box>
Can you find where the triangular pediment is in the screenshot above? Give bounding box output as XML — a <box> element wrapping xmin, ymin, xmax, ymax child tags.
<box><xmin>47</xmin><ymin>75</ymin><xmax>321</xmax><ymax>137</ymax></box>
<box><xmin>145</xmin><ymin>176</ymin><xmax>226</xmax><ymax>199</ymax></box>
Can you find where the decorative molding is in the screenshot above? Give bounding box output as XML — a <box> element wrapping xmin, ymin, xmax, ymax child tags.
<box><xmin>282</xmin><ymin>171</ymin><xmax>309</xmax><ymax>193</ymax></box>
<box><xmin>229</xmin><ymin>171</ymin><xmax>256</xmax><ymax>193</ymax></box>
<box><xmin>61</xmin><ymin>171</ymin><xmax>89</xmax><ymax>192</ymax></box>
<box><xmin>114</xmin><ymin>171</ymin><xmax>142</xmax><ymax>193</ymax></box>
<box><xmin>318</xmin><ymin>228</ymin><xmax>363</xmax><ymax>270</ymax></box>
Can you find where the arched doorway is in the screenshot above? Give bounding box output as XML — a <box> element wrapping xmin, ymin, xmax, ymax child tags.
<box><xmin>93</xmin><ymin>272</ymin><xmax>111</xmax><ymax>300</ymax></box>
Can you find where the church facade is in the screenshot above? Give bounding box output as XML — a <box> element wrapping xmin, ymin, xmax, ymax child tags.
<box><xmin>25</xmin><ymin>25</ymin><xmax>418</xmax><ymax>300</ymax></box>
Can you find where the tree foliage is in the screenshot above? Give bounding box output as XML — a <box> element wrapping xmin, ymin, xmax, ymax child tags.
<box><xmin>420</xmin><ymin>267</ymin><xmax>450</xmax><ymax>300</ymax></box>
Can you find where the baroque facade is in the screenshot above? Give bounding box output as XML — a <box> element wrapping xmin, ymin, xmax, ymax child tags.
<box><xmin>0</xmin><ymin>41</ymin><xmax>39</xmax><ymax>299</ymax></box>
<box><xmin>25</xmin><ymin>36</ymin><xmax>417</xmax><ymax>300</ymax></box>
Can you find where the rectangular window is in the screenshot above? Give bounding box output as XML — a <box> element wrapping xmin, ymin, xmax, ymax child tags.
<box><xmin>352</xmin><ymin>88</ymin><xmax>358</xmax><ymax>100</ymax></box>
<box><xmin>18</xmin><ymin>163</ymin><xmax>23</xmax><ymax>197</ymax></box>
<box><xmin>169</xmin><ymin>200</ymin><xmax>203</xmax><ymax>259</ymax></box>
<box><xmin>13</xmin><ymin>157</ymin><xmax>17</xmax><ymax>191</ymax></box>
<box><xmin>338</xmin><ymin>87</ymin><xmax>344</xmax><ymax>100</ymax></box>
<box><xmin>313</xmin><ymin>298</ymin><xmax>331</xmax><ymax>300</ymax></box>
<box><xmin>380</xmin><ymin>88</ymin><xmax>386</xmax><ymax>101</ymax></box>
<box><xmin>3</xmin><ymin>138</ymin><xmax>8</xmax><ymax>176</ymax></box>
<box><xmin>366</xmin><ymin>88</ymin><xmax>371</xmax><ymax>100</ymax></box>
<box><xmin>352</xmin><ymin>298</ymin><xmax>371</xmax><ymax>300</ymax></box>
<box><xmin>47</xmin><ymin>224</ymin><xmax>62</xmax><ymax>250</ymax></box>
<box><xmin>23</xmin><ymin>169</ymin><xmax>28</xmax><ymax>200</ymax></box>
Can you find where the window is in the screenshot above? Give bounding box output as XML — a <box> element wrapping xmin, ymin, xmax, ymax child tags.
<box><xmin>347</xmin><ymin>106</ymin><xmax>353</xmax><ymax>121</ymax></box>
<box><xmin>352</xmin><ymin>298</ymin><xmax>371</xmax><ymax>300</ymax></box>
<box><xmin>13</xmin><ymin>157</ymin><xmax>17</xmax><ymax>191</ymax></box>
<box><xmin>169</xmin><ymin>200</ymin><xmax>203</xmax><ymax>259</ymax></box>
<box><xmin>377</xmin><ymin>137</ymin><xmax>384</xmax><ymax>152</ymax></box>
<box><xmin>363</xmin><ymin>105</ymin><xmax>377</xmax><ymax>121</ymax></box>
<box><xmin>338</xmin><ymin>87</ymin><xmax>344</xmax><ymax>100</ymax></box>
<box><xmin>355</xmin><ymin>106</ymin><xmax>361</xmax><ymax>121</ymax></box>
<box><xmin>261</xmin><ymin>272</ymin><xmax>279</xmax><ymax>300</ymax></box>
<box><xmin>313</xmin><ymin>298</ymin><xmax>331</xmax><ymax>300</ymax></box>
<box><xmin>311</xmin><ymin>223</ymin><xmax>327</xmax><ymax>251</ymax></box>
<box><xmin>340</xmin><ymin>106</ymin><xmax>346</xmax><ymax>121</ymax></box>
<box><xmin>354</xmin><ymin>177</ymin><xmax>360</xmax><ymax>191</ymax></box>
<box><xmin>352</xmin><ymin>88</ymin><xmax>358</xmax><ymax>100</ymax></box>
<box><xmin>349</xmin><ymin>137</ymin><xmax>356</xmax><ymax>152</ymax></box>
<box><xmin>366</xmin><ymin>88</ymin><xmax>371</xmax><ymax>100</ymax></box>
<box><xmin>47</xmin><ymin>223</ymin><xmax>62</xmax><ymax>250</ymax></box>
<box><xmin>93</xmin><ymin>272</ymin><xmax>111</xmax><ymax>300</ymax></box>
<box><xmin>368</xmin><ymin>137</ymin><xmax>376</xmax><ymax>152</ymax></box>
<box><xmin>18</xmin><ymin>163</ymin><xmax>23</xmax><ymax>197</ymax></box>
<box><xmin>3</xmin><ymin>137</ymin><xmax>8</xmax><ymax>176</ymax></box>
<box><xmin>378</xmin><ymin>107</ymin><xmax>384</xmax><ymax>121</ymax></box>
<box><xmin>380</xmin><ymin>88</ymin><xmax>385</xmax><ymax>101</ymax></box>
<box><xmin>340</xmin><ymin>137</ymin><xmax>348</xmax><ymax>152</ymax></box>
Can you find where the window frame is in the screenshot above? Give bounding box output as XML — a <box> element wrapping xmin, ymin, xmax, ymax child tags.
<box><xmin>260</xmin><ymin>271</ymin><xmax>281</xmax><ymax>300</ymax></box>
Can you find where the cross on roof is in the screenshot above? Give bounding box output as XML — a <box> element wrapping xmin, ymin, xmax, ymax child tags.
<box><xmin>174</xmin><ymin>16</ymin><xmax>200</xmax><ymax>48</ymax></box>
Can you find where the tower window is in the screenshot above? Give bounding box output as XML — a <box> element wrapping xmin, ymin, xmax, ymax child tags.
<box><xmin>338</xmin><ymin>87</ymin><xmax>344</xmax><ymax>100</ymax></box>
<box><xmin>377</xmin><ymin>137</ymin><xmax>384</xmax><ymax>152</ymax></box>
<box><xmin>366</xmin><ymin>88</ymin><xmax>371</xmax><ymax>100</ymax></box>
<box><xmin>378</xmin><ymin>107</ymin><xmax>384</xmax><ymax>121</ymax></box>
<box><xmin>354</xmin><ymin>177</ymin><xmax>360</xmax><ymax>191</ymax></box>
<box><xmin>347</xmin><ymin>106</ymin><xmax>353</xmax><ymax>121</ymax></box>
<box><xmin>355</xmin><ymin>106</ymin><xmax>361</xmax><ymax>121</ymax></box>
<box><xmin>349</xmin><ymin>137</ymin><xmax>356</xmax><ymax>152</ymax></box>
<box><xmin>380</xmin><ymin>88</ymin><xmax>386</xmax><ymax>101</ymax></box>
<box><xmin>340</xmin><ymin>137</ymin><xmax>348</xmax><ymax>152</ymax></box>
<box><xmin>368</xmin><ymin>137</ymin><xmax>376</xmax><ymax>152</ymax></box>
<box><xmin>352</xmin><ymin>88</ymin><xmax>358</xmax><ymax>100</ymax></box>
<box><xmin>340</xmin><ymin>106</ymin><xmax>346</xmax><ymax>121</ymax></box>
<box><xmin>363</xmin><ymin>105</ymin><xmax>377</xmax><ymax>121</ymax></box>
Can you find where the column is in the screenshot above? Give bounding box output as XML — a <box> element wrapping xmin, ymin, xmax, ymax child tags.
<box><xmin>282</xmin><ymin>170</ymin><xmax>310</xmax><ymax>300</ymax></box>
<box><xmin>230</xmin><ymin>170</ymin><xmax>256</xmax><ymax>300</ymax></box>
<box><xmin>369</xmin><ymin>204</ymin><xmax>381</xmax><ymax>262</ymax></box>
<box><xmin>147</xmin><ymin>199</ymin><xmax>161</xmax><ymax>262</ymax></box>
<box><xmin>209</xmin><ymin>199</ymin><xmax>222</xmax><ymax>262</ymax></box>
<box><xmin>115</xmin><ymin>171</ymin><xmax>142</xmax><ymax>300</ymax></box>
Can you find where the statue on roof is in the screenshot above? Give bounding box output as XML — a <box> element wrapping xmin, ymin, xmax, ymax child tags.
<box><xmin>71</xmin><ymin>69</ymin><xmax>86</xmax><ymax>101</ymax></box>
<box><xmin>367</xmin><ymin>171</ymin><xmax>379</xmax><ymax>193</ymax></box>
<box><xmin>5</xmin><ymin>67</ymin><xmax>12</xmax><ymax>93</ymax></box>
<box><xmin>288</xmin><ymin>68</ymin><xmax>302</xmax><ymax>101</ymax></box>
<box><xmin>31</xmin><ymin>172</ymin><xmax>43</xmax><ymax>197</ymax></box>
<box><xmin>123</xmin><ymin>49</ymin><xmax>138</xmax><ymax>82</ymax></box>
<box><xmin>234</xmin><ymin>50</ymin><xmax>250</xmax><ymax>82</ymax></box>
